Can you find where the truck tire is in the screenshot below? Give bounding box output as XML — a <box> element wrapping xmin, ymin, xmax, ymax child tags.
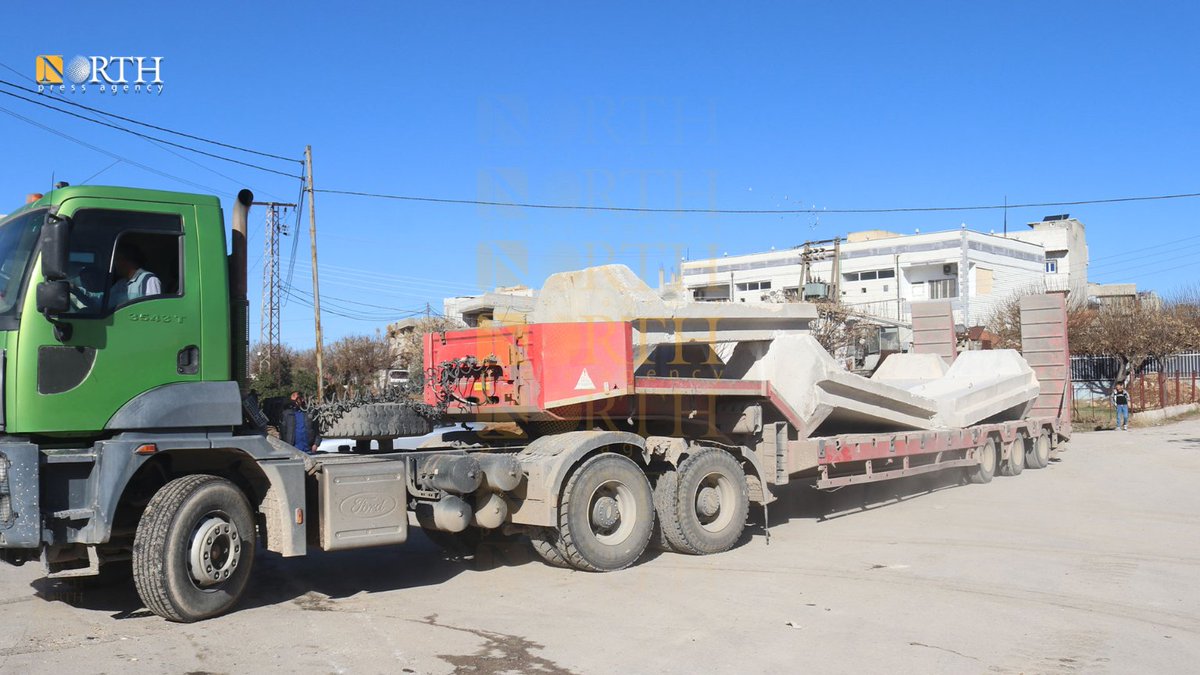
<box><xmin>660</xmin><ymin>449</ymin><xmax>749</xmax><ymax>556</ymax></box>
<box><xmin>321</xmin><ymin>403</ymin><xmax>433</xmax><ymax>440</ymax></box>
<box><xmin>650</xmin><ymin>470</ymin><xmax>683</xmax><ymax>552</ymax></box>
<box><xmin>1002</xmin><ymin>435</ymin><xmax>1025</xmax><ymax>476</ymax></box>
<box><xmin>556</xmin><ymin>453</ymin><xmax>654</xmax><ymax>572</ymax></box>
<box><xmin>967</xmin><ymin>438</ymin><xmax>996</xmax><ymax>484</ymax></box>
<box><xmin>1026</xmin><ymin>432</ymin><xmax>1051</xmax><ymax>469</ymax></box>
<box><xmin>132</xmin><ymin>475</ymin><xmax>256</xmax><ymax>622</ymax></box>
<box><xmin>527</xmin><ymin>527</ymin><xmax>572</xmax><ymax>568</ymax></box>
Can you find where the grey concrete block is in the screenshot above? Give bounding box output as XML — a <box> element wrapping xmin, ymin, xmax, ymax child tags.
<box><xmin>726</xmin><ymin>333</ymin><xmax>939</xmax><ymax>435</ymax></box>
<box><xmin>871</xmin><ymin>353</ymin><xmax>949</xmax><ymax>390</ymax></box>
<box><xmin>910</xmin><ymin>350</ymin><xmax>1040</xmax><ymax>428</ymax></box>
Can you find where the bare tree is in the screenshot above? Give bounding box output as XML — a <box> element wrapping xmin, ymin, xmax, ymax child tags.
<box><xmin>762</xmin><ymin>289</ymin><xmax>875</xmax><ymax>358</ymax></box>
<box><xmin>324</xmin><ymin>331</ymin><xmax>396</xmax><ymax>396</ymax></box>
<box><xmin>390</xmin><ymin>316</ymin><xmax>465</xmax><ymax>376</ymax></box>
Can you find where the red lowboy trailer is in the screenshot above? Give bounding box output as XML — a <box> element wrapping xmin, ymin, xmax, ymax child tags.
<box><xmin>413</xmin><ymin>293</ymin><xmax>1072</xmax><ymax>571</ymax></box>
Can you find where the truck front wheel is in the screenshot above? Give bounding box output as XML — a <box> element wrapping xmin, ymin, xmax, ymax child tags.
<box><xmin>132</xmin><ymin>475</ymin><xmax>257</xmax><ymax>622</ymax></box>
<box><xmin>556</xmin><ymin>453</ymin><xmax>654</xmax><ymax>572</ymax></box>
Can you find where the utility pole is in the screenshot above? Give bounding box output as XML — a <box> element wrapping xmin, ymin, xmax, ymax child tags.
<box><xmin>831</xmin><ymin>237</ymin><xmax>842</xmax><ymax>300</ymax></box>
<box><xmin>304</xmin><ymin>145</ymin><xmax>326</xmax><ymax>401</ymax></box>
<box><xmin>255</xmin><ymin>201</ymin><xmax>296</xmax><ymax>378</ymax></box>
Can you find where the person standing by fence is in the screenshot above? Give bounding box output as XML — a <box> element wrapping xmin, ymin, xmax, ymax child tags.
<box><xmin>1112</xmin><ymin>382</ymin><xmax>1130</xmax><ymax>431</ymax></box>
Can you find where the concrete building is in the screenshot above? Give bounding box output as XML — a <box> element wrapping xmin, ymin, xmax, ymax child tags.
<box><xmin>1006</xmin><ymin>215</ymin><xmax>1089</xmax><ymax>295</ymax></box>
<box><xmin>1087</xmin><ymin>282</ymin><xmax>1160</xmax><ymax>310</ymax></box>
<box><xmin>442</xmin><ymin>285</ymin><xmax>537</xmax><ymax>327</ymax></box>
<box><xmin>681</xmin><ymin>227</ymin><xmax>1047</xmax><ymax>328</ymax></box>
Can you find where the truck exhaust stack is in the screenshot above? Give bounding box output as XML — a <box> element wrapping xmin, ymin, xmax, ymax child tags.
<box><xmin>230</xmin><ymin>189</ymin><xmax>253</xmax><ymax>389</ymax></box>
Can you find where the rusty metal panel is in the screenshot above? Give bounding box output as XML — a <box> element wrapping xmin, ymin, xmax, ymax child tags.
<box><xmin>1019</xmin><ymin>293</ymin><xmax>1071</xmax><ymax>435</ymax></box>
<box><xmin>424</xmin><ymin>322</ymin><xmax>634</xmax><ymax>413</ymax></box>
<box><xmin>910</xmin><ymin>300</ymin><xmax>957</xmax><ymax>364</ymax></box>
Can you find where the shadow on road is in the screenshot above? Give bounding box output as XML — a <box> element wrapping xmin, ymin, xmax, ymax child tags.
<box><xmin>30</xmin><ymin>529</ymin><xmax>545</xmax><ymax>620</ymax></box>
<box><xmin>745</xmin><ymin>468</ymin><xmax>972</xmax><ymax>539</ymax></box>
<box><xmin>32</xmin><ymin>467</ymin><xmax>996</xmax><ymax>618</ymax></box>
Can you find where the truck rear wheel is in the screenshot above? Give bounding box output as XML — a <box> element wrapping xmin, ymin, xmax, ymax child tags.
<box><xmin>527</xmin><ymin>527</ymin><xmax>572</xmax><ymax>568</ymax></box>
<box><xmin>650</xmin><ymin>470</ymin><xmax>682</xmax><ymax>552</ymax></box>
<box><xmin>132</xmin><ymin>475</ymin><xmax>256</xmax><ymax>622</ymax></box>
<box><xmin>967</xmin><ymin>438</ymin><xmax>996</xmax><ymax>484</ymax></box>
<box><xmin>1026</xmin><ymin>432</ymin><xmax>1051</xmax><ymax>469</ymax></box>
<box><xmin>556</xmin><ymin>453</ymin><xmax>654</xmax><ymax>572</ymax></box>
<box><xmin>658</xmin><ymin>450</ymin><xmax>749</xmax><ymax>555</ymax></box>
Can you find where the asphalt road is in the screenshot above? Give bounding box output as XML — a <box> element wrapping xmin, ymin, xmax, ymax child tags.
<box><xmin>2</xmin><ymin>419</ymin><xmax>1198</xmax><ymax>674</ymax></box>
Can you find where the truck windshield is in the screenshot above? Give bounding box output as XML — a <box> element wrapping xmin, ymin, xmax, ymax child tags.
<box><xmin>0</xmin><ymin>209</ymin><xmax>44</xmax><ymax>319</ymax></box>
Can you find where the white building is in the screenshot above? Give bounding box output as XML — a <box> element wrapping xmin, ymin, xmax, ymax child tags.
<box><xmin>1006</xmin><ymin>215</ymin><xmax>1089</xmax><ymax>295</ymax></box>
<box><xmin>682</xmin><ymin>227</ymin><xmax>1048</xmax><ymax>328</ymax></box>
<box><xmin>442</xmin><ymin>285</ymin><xmax>537</xmax><ymax>327</ymax></box>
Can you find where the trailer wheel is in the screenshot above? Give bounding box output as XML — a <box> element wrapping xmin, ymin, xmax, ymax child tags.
<box><xmin>1001</xmin><ymin>435</ymin><xmax>1025</xmax><ymax>476</ymax></box>
<box><xmin>556</xmin><ymin>453</ymin><xmax>654</xmax><ymax>572</ymax></box>
<box><xmin>527</xmin><ymin>527</ymin><xmax>572</xmax><ymax>568</ymax></box>
<box><xmin>661</xmin><ymin>449</ymin><xmax>749</xmax><ymax>556</ymax></box>
<box><xmin>132</xmin><ymin>475</ymin><xmax>256</xmax><ymax>622</ymax></box>
<box><xmin>1026</xmin><ymin>432</ymin><xmax>1051</xmax><ymax>469</ymax></box>
<box><xmin>967</xmin><ymin>438</ymin><xmax>996</xmax><ymax>484</ymax></box>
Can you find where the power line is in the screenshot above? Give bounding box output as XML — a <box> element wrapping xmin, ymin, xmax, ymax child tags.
<box><xmin>314</xmin><ymin>187</ymin><xmax>1200</xmax><ymax>215</ymax></box>
<box><xmin>0</xmin><ymin>85</ymin><xmax>302</xmax><ymax>179</ymax></box>
<box><xmin>1088</xmin><ymin>240</ymin><xmax>1200</xmax><ymax>272</ymax></box>
<box><xmin>0</xmin><ymin>77</ymin><xmax>299</xmax><ymax>163</ymax></box>
<box><xmin>1089</xmin><ymin>232</ymin><xmax>1200</xmax><ymax>263</ymax></box>
<box><xmin>0</xmin><ymin>104</ymin><xmax>224</xmax><ymax>194</ymax></box>
<box><xmin>1089</xmin><ymin>247</ymin><xmax>1200</xmax><ymax>278</ymax></box>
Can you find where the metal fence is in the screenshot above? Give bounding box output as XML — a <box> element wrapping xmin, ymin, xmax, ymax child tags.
<box><xmin>1071</xmin><ymin>353</ymin><xmax>1200</xmax><ymax>428</ymax></box>
<box><xmin>1071</xmin><ymin>352</ymin><xmax>1200</xmax><ymax>379</ymax></box>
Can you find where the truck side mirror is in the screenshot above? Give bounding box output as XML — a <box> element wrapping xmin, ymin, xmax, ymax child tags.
<box><xmin>36</xmin><ymin>279</ymin><xmax>73</xmax><ymax>341</ymax></box>
<box><xmin>36</xmin><ymin>280</ymin><xmax>71</xmax><ymax>315</ymax></box>
<box><xmin>40</xmin><ymin>216</ymin><xmax>71</xmax><ymax>281</ymax></box>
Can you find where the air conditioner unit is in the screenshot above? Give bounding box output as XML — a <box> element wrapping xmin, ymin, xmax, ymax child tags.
<box><xmin>943</xmin><ymin>264</ymin><xmax>956</xmax><ymax>276</ymax></box>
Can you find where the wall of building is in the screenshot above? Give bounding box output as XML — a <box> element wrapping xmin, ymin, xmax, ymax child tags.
<box><xmin>680</xmin><ymin>228</ymin><xmax>1046</xmax><ymax>329</ymax></box>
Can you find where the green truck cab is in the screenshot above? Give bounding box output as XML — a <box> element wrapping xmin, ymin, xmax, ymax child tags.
<box><xmin>0</xmin><ymin>186</ymin><xmax>309</xmax><ymax>622</ymax></box>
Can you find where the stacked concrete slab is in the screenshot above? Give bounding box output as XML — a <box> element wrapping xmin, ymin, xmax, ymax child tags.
<box><xmin>870</xmin><ymin>353</ymin><xmax>949</xmax><ymax>390</ymax></box>
<box><xmin>532</xmin><ymin>264</ymin><xmax>1042</xmax><ymax>436</ymax></box>
<box><xmin>724</xmin><ymin>334</ymin><xmax>939</xmax><ymax>435</ymax></box>
<box><xmin>909</xmin><ymin>350</ymin><xmax>1041</xmax><ymax>428</ymax></box>
<box><xmin>532</xmin><ymin>265</ymin><xmax>817</xmax><ymax>369</ymax></box>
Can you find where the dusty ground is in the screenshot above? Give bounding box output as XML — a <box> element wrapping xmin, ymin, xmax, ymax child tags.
<box><xmin>2</xmin><ymin>420</ymin><xmax>1198</xmax><ymax>674</ymax></box>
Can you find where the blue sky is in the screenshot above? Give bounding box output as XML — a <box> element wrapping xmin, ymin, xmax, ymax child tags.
<box><xmin>2</xmin><ymin>2</ymin><xmax>1197</xmax><ymax>346</ymax></box>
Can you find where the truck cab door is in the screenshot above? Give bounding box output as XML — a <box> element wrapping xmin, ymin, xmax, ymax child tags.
<box><xmin>15</xmin><ymin>198</ymin><xmax>205</xmax><ymax>434</ymax></box>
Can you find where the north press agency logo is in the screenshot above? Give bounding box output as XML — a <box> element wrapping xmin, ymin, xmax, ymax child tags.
<box><xmin>36</xmin><ymin>55</ymin><xmax>164</xmax><ymax>95</ymax></box>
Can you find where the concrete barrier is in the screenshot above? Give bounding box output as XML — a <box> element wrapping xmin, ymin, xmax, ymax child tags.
<box><xmin>1132</xmin><ymin>402</ymin><xmax>1200</xmax><ymax>425</ymax></box>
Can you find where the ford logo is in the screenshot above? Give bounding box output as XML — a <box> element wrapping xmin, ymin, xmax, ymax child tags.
<box><xmin>339</xmin><ymin>492</ymin><xmax>398</xmax><ymax>518</ymax></box>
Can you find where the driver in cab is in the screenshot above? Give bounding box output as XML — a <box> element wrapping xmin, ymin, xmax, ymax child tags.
<box><xmin>71</xmin><ymin>241</ymin><xmax>161</xmax><ymax>310</ymax></box>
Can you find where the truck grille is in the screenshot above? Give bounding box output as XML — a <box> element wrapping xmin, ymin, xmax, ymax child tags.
<box><xmin>0</xmin><ymin>453</ymin><xmax>11</xmax><ymax>525</ymax></box>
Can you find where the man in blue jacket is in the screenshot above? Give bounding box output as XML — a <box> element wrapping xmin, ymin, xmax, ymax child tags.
<box><xmin>281</xmin><ymin>391</ymin><xmax>321</xmax><ymax>453</ymax></box>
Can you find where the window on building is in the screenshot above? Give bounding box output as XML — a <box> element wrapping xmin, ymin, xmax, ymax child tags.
<box><xmin>878</xmin><ymin>269</ymin><xmax>895</xmax><ymax>279</ymax></box>
<box><xmin>860</xmin><ymin>270</ymin><xmax>878</xmax><ymax>280</ymax></box>
<box><xmin>735</xmin><ymin>280</ymin><xmax>771</xmax><ymax>291</ymax></box>
<box><xmin>929</xmin><ymin>278</ymin><xmax>958</xmax><ymax>299</ymax></box>
<box><xmin>976</xmin><ymin>267</ymin><xmax>993</xmax><ymax>295</ymax></box>
<box><xmin>843</xmin><ymin>272</ymin><xmax>859</xmax><ymax>282</ymax></box>
<box><xmin>883</xmin><ymin>284</ymin><xmax>889</xmax><ymax>292</ymax></box>
<box><xmin>1046</xmin><ymin>260</ymin><xmax>1058</xmax><ymax>273</ymax></box>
